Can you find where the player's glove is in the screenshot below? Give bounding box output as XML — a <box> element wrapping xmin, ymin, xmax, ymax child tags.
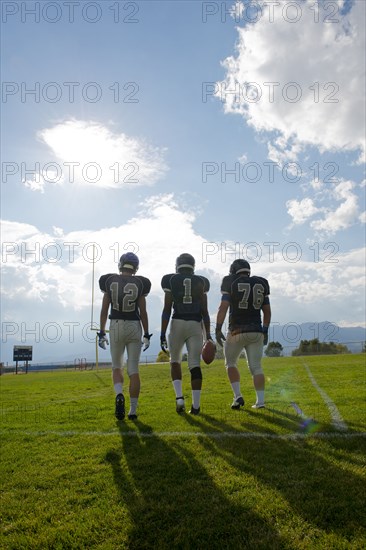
<box><xmin>262</xmin><ymin>326</ymin><xmax>269</xmax><ymax>346</ymax></box>
<box><xmin>142</xmin><ymin>333</ymin><xmax>153</xmax><ymax>352</ymax></box>
<box><xmin>215</xmin><ymin>325</ymin><xmax>226</xmax><ymax>348</ymax></box>
<box><xmin>206</xmin><ymin>335</ymin><xmax>216</xmax><ymax>347</ymax></box>
<box><xmin>160</xmin><ymin>333</ymin><xmax>168</xmax><ymax>353</ymax></box>
<box><xmin>97</xmin><ymin>331</ymin><xmax>109</xmax><ymax>350</ymax></box>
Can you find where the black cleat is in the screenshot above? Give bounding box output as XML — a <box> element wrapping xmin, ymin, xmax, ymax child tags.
<box><xmin>176</xmin><ymin>397</ymin><xmax>185</xmax><ymax>413</ymax></box>
<box><xmin>128</xmin><ymin>413</ymin><xmax>138</xmax><ymax>420</ymax></box>
<box><xmin>189</xmin><ymin>406</ymin><xmax>200</xmax><ymax>415</ymax></box>
<box><xmin>231</xmin><ymin>396</ymin><xmax>245</xmax><ymax>410</ymax></box>
<box><xmin>115</xmin><ymin>393</ymin><xmax>125</xmax><ymax>420</ymax></box>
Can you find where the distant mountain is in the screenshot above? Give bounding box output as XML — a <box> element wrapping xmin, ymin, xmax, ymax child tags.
<box><xmin>6</xmin><ymin>322</ymin><xmax>364</xmax><ymax>366</ymax></box>
<box><xmin>269</xmin><ymin>322</ymin><xmax>366</xmax><ymax>354</ymax></box>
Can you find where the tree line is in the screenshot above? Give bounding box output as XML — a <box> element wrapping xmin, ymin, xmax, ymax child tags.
<box><xmin>155</xmin><ymin>338</ymin><xmax>365</xmax><ymax>362</ymax></box>
<box><xmin>264</xmin><ymin>338</ymin><xmax>351</xmax><ymax>357</ymax></box>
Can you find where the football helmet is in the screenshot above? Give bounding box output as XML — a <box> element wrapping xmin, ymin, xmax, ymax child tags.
<box><xmin>176</xmin><ymin>253</ymin><xmax>195</xmax><ymax>272</ymax></box>
<box><xmin>230</xmin><ymin>259</ymin><xmax>251</xmax><ymax>275</ymax></box>
<box><xmin>118</xmin><ymin>252</ymin><xmax>139</xmax><ymax>272</ymax></box>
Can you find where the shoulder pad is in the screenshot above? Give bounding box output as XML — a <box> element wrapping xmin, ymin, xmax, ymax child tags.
<box><xmin>99</xmin><ymin>273</ymin><xmax>116</xmax><ymax>292</ymax></box>
<box><xmin>137</xmin><ymin>275</ymin><xmax>152</xmax><ymax>295</ymax></box>
<box><xmin>198</xmin><ymin>275</ymin><xmax>210</xmax><ymax>292</ymax></box>
<box><xmin>161</xmin><ymin>273</ymin><xmax>174</xmax><ymax>290</ymax></box>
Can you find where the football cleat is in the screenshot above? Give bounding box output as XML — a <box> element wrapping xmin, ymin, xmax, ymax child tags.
<box><xmin>128</xmin><ymin>413</ymin><xmax>138</xmax><ymax>420</ymax></box>
<box><xmin>229</xmin><ymin>259</ymin><xmax>251</xmax><ymax>275</ymax></box>
<box><xmin>118</xmin><ymin>252</ymin><xmax>139</xmax><ymax>272</ymax></box>
<box><xmin>115</xmin><ymin>393</ymin><xmax>125</xmax><ymax>420</ymax></box>
<box><xmin>176</xmin><ymin>397</ymin><xmax>185</xmax><ymax>413</ymax></box>
<box><xmin>231</xmin><ymin>396</ymin><xmax>245</xmax><ymax>410</ymax></box>
<box><xmin>189</xmin><ymin>406</ymin><xmax>200</xmax><ymax>415</ymax></box>
<box><xmin>175</xmin><ymin>253</ymin><xmax>195</xmax><ymax>273</ymax></box>
<box><xmin>251</xmin><ymin>403</ymin><xmax>265</xmax><ymax>409</ymax></box>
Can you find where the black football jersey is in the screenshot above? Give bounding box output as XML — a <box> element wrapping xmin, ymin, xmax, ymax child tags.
<box><xmin>161</xmin><ymin>273</ymin><xmax>210</xmax><ymax>322</ymax></box>
<box><xmin>221</xmin><ymin>274</ymin><xmax>270</xmax><ymax>332</ymax></box>
<box><xmin>99</xmin><ymin>273</ymin><xmax>151</xmax><ymax>321</ymax></box>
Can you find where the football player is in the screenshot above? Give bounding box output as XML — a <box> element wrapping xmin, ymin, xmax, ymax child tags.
<box><xmin>215</xmin><ymin>259</ymin><xmax>271</xmax><ymax>409</ymax></box>
<box><xmin>98</xmin><ymin>252</ymin><xmax>152</xmax><ymax>421</ymax></box>
<box><xmin>160</xmin><ymin>253</ymin><xmax>212</xmax><ymax>415</ymax></box>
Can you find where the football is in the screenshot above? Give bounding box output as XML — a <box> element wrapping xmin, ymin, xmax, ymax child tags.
<box><xmin>202</xmin><ymin>339</ymin><xmax>216</xmax><ymax>365</ymax></box>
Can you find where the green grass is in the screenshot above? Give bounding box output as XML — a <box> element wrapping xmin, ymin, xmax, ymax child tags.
<box><xmin>1</xmin><ymin>355</ymin><xmax>365</xmax><ymax>549</ymax></box>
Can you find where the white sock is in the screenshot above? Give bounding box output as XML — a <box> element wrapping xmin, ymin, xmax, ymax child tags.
<box><xmin>129</xmin><ymin>398</ymin><xmax>138</xmax><ymax>415</ymax></box>
<box><xmin>173</xmin><ymin>379</ymin><xmax>183</xmax><ymax>398</ymax></box>
<box><xmin>114</xmin><ymin>383</ymin><xmax>123</xmax><ymax>396</ymax></box>
<box><xmin>256</xmin><ymin>390</ymin><xmax>265</xmax><ymax>405</ymax></box>
<box><xmin>231</xmin><ymin>382</ymin><xmax>241</xmax><ymax>398</ymax></box>
<box><xmin>192</xmin><ymin>390</ymin><xmax>201</xmax><ymax>409</ymax></box>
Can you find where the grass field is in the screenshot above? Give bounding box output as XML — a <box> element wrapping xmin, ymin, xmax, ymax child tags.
<box><xmin>1</xmin><ymin>354</ymin><xmax>365</xmax><ymax>549</ymax></box>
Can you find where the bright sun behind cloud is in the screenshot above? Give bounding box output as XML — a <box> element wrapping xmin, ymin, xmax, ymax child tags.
<box><xmin>23</xmin><ymin>119</ymin><xmax>168</xmax><ymax>192</ymax></box>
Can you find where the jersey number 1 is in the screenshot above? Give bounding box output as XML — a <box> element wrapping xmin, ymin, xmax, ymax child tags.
<box><xmin>182</xmin><ymin>278</ymin><xmax>192</xmax><ymax>304</ymax></box>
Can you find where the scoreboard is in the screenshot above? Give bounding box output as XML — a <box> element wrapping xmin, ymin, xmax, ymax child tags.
<box><xmin>13</xmin><ymin>346</ymin><xmax>33</xmax><ymax>361</ymax></box>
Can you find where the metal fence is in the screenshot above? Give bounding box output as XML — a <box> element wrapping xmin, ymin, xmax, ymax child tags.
<box><xmin>0</xmin><ymin>343</ymin><xmax>364</xmax><ymax>374</ymax></box>
<box><xmin>0</xmin><ymin>354</ymin><xmax>163</xmax><ymax>374</ymax></box>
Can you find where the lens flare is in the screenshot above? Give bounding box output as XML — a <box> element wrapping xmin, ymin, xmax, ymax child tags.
<box><xmin>290</xmin><ymin>401</ymin><xmax>321</xmax><ymax>434</ymax></box>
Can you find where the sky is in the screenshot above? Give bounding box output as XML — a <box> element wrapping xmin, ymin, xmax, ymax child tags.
<box><xmin>1</xmin><ymin>0</ymin><xmax>365</xmax><ymax>364</ymax></box>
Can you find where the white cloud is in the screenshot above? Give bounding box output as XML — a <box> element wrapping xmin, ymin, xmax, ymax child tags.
<box><xmin>286</xmin><ymin>197</ymin><xmax>322</xmax><ymax>225</ymax></box>
<box><xmin>218</xmin><ymin>0</ymin><xmax>366</xmax><ymax>164</ymax></box>
<box><xmin>1</xmin><ymin>195</ymin><xmax>365</xmax><ymax>332</ymax></box>
<box><xmin>260</xmin><ymin>247</ymin><xmax>366</xmax><ymax>325</ymax></box>
<box><xmin>230</xmin><ymin>1</ymin><xmax>245</xmax><ymax>20</ymax></box>
<box><xmin>286</xmin><ymin>179</ymin><xmax>364</xmax><ymax>235</ymax></box>
<box><xmin>52</xmin><ymin>226</ymin><xmax>64</xmax><ymax>237</ymax></box>
<box><xmin>1</xmin><ymin>220</ymin><xmax>39</xmax><ymax>241</ymax></box>
<box><xmin>1</xmin><ymin>195</ymin><xmax>214</xmax><ymax>310</ymax></box>
<box><xmin>23</xmin><ymin>175</ymin><xmax>46</xmax><ymax>193</ymax></box>
<box><xmin>23</xmin><ymin>167</ymin><xmax>65</xmax><ymax>193</ymax></box>
<box><xmin>1</xmin><ymin>198</ymin><xmax>365</xmax><ymax>364</ymax></box>
<box><xmin>23</xmin><ymin>119</ymin><xmax>168</xmax><ymax>191</ymax></box>
<box><xmin>310</xmin><ymin>180</ymin><xmax>360</xmax><ymax>233</ymax></box>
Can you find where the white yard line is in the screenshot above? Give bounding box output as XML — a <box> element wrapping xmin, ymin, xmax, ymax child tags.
<box><xmin>302</xmin><ymin>362</ymin><xmax>348</xmax><ymax>432</ymax></box>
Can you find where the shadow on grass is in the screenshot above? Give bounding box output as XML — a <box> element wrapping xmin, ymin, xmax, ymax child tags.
<box><xmin>183</xmin><ymin>404</ymin><xmax>307</xmax><ymax>435</ymax></box>
<box><xmin>104</xmin><ymin>418</ymin><xmax>291</xmax><ymax>549</ymax></box>
<box><xmin>193</xmin><ymin>416</ymin><xmax>366</xmax><ymax>542</ymax></box>
<box><xmin>92</xmin><ymin>372</ymin><xmax>110</xmax><ymax>387</ymax></box>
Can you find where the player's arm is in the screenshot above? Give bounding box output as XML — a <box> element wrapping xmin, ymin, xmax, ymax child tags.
<box><xmin>200</xmin><ymin>292</ymin><xmax>212</xmax><ymax>340</ymax></box>
<box><xmin>215</xmin><ymin>293</ymin><xmax>230</xmax><ymax>346</ymax></box>
<box><xmin>216</xmin><ymin>294</ymin><xmax>230</xmax><ymax>327</ymax></box>
<box><xmin>161</xmin><ymin>292</ymin><xmax>172</xmax><ymax>335</ymax></box>
<box><xmin>262</xmin><ymin>303</ymin><xmax>271</xmax><ymax>327</ymax></box>
<box><xmin>138</xmin><ymin>295</ymin><xmax>149</xmax><ymax>335</ymax></box>
<box><xmin>100</xmin><ymin>292</ymin><xmax>110</xmax><ymax>333</ymax></box>
<box><xmin>98</xmin><ymin>292</ymin><xmax>111</xmax><ymax>349</ymax></box>
<box><xmin>138</xmin><ymin>295</ymin><xmax>152</xmax><ymax>351</ymax></box>
<box><xmin>160</xmin><ymin>292</ymin><xmax>172</xmax><ymax>352</ymax></box>
<box><xmin>261</xmin><ymin>300</ymin><xmax>271</xmax><ymax>345</ymax></box>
